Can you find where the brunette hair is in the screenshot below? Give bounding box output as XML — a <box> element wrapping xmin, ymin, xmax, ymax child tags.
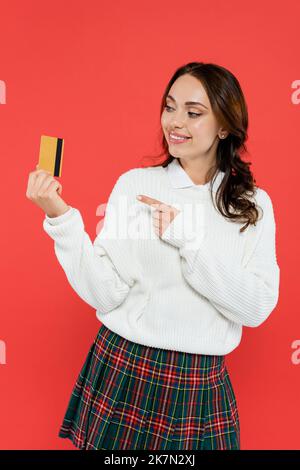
<box><xmin>138</xmin><ymin>62</ymin><xmax>262</xmax><ymax>233</ymax></box>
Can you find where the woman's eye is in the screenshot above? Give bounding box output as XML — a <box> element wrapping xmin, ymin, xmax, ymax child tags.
<box><xmin>164</xmin><ymin>105</ymin><xmax>201</xmax><ymax>118</ymax></box>
<box><xmin>188</xmin><ymin>112</ymin><xmax>202</xmax><ymax>118</ymax></box>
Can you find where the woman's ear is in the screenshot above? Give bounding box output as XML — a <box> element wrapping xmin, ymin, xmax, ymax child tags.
<box><xmin>218</xmin><ymin>130</ymin><xmax>228</xmax><ymax>139</ymax></box>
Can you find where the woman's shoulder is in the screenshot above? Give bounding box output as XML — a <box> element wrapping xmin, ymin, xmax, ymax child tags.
<box><xmin>251</xmin><ymin>185</ymin><xmax>277</xmax><ymax>222</ymax></box>
<box><xmin>118</xmin><ymin>165</ymin><xmax>164</xmax><ymax>183</ymax></box>
<box><xmin>254</xmin><ymin>185</ymin><xmax>275</xmax><ymax>206</ymax></box>
<box><xmin>110</xmin><ymin>166</ymin><xmax>164</xmax><ymax>197</ymax></box>
<box><xmin>121</xmin><ymin>165</ymin><xmax>163</xmax><ymax>176</ymax></box>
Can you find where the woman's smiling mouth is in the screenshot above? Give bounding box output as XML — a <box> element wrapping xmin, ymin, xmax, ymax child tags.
<box><xmin>168</xmin><ymin>132</ymin><xmax>192</xmax><ymax>144</ymax></box>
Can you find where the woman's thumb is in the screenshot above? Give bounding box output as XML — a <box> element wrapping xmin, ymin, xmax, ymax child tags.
<box><xmin>57</xmin><ymin>183</ymin><xmax>63</xmax><ymax>196</ymax></box>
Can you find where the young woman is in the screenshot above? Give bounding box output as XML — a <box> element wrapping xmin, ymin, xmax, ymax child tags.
<box><xmin>26</xmin><ymin>62</ymin><xmax>280</xmax><ymax>450</ymax></box>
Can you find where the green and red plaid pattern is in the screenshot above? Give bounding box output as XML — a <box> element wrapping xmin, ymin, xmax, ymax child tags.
<box><xmin>59</xmin><ymin>323</ymin><xmax>240</xmax><ymax>450</ymax></box>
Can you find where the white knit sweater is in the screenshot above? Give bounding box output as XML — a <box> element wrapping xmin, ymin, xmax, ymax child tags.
<box><xmin>43</xmin><ymin>158</ymin><xmax>280</xmax><ymax>355</ymax></box>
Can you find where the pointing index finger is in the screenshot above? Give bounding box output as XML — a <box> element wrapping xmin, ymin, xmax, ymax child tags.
<box><xmin>137</xmin><ymin>195</ymin><xmax>170</xmax><ymax>212</ymax></box>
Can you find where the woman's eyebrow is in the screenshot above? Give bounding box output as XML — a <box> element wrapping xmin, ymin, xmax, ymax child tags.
<box><xmin>166</xmin><ymin>94</ymin><xmax>209</xmax><ymax>110</ymax></box>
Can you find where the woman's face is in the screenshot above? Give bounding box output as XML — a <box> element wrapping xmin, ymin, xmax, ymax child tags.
<box><xmin>161</xmin><ymin>74</ymin><xmax>226</xmax><ymax>161</ymax></box>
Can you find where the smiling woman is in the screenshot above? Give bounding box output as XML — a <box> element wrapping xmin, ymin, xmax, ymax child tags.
<box><xmin>41</xmin><ymin>62</ymin><xmax>280</xmax><ymax>451</ymax></box>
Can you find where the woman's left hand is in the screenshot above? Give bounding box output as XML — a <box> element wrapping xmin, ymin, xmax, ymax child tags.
<box><xmin>136</xmin><ymin>194</ymin><xmax>180</xmax><ymax>237</ymax></box>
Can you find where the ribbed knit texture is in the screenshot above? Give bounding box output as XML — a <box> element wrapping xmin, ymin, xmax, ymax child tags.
<box><xmin>43</xmin><ymin>164</ymin><xmax>280</xmax><ymax>355</ymax></box>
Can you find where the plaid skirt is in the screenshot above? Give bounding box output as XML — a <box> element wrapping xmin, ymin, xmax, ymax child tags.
<box><xmin>58</xmin><ymin>323</ymin><xmax>240</xmax><ymax>450</ymax></box>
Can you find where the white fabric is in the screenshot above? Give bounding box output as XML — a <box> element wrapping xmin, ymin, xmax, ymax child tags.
<box><xmin>43</xmin><ymin>158</ymin><xmax>280</xmax><ymax>355</ymax></box>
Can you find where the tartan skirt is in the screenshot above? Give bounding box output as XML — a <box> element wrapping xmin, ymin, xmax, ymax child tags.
<box><xmin>58</xmin><ymin>323</ymin><xmax>240</xmax><ymax>450</ymax></box>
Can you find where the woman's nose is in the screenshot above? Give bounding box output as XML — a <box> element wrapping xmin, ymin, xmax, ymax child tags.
<box><xmin>170</xmin><ymin>116</ymin><xmax>185</xmax><ymax>127</ymax></box>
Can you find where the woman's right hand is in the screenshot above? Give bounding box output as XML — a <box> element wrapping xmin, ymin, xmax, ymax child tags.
<box><xmin>26</xmin><ymin>165</ymin><xmax>70</xmax><ymax>218</ymax></box>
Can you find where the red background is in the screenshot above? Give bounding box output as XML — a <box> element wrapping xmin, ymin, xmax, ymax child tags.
<box><xmin>0</xmin><ymin>0</ymin><xmax>299</xmax><ymax>450</ymax></box>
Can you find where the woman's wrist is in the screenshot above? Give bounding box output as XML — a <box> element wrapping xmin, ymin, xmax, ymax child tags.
<box><xmin>46</xmin><ymin>204</ymin><xmax>70</xmax><ymax>218</ymax></box>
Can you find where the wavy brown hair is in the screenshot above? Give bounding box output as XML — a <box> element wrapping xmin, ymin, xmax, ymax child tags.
<box><xmin>138</xmin><ymin>62</ymin><xmax>262</xmax><ymax>233</ymax></box>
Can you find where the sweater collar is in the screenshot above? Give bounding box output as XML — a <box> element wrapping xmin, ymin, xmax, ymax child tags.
<box><xmin>165</xmin><ymin>158</ymin><xmax>225</xmax><ymax>192</ymax></box>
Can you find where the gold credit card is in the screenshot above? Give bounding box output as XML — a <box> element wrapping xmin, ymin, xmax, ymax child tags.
<box><xmin>38</xmin><ymin>135</ymin><xmax>64</xmax><ymax>176</ymax></box>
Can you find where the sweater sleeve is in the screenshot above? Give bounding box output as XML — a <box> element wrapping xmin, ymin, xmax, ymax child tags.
<box><xmin>160</xmin><ymin>190</ymin><xmax>280</xmax><ymax>327</ymax></box>
<box><xmin>42</xmin><ymin>173</ymin><xmax>135</xmax><ymax>312</ymax></box>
